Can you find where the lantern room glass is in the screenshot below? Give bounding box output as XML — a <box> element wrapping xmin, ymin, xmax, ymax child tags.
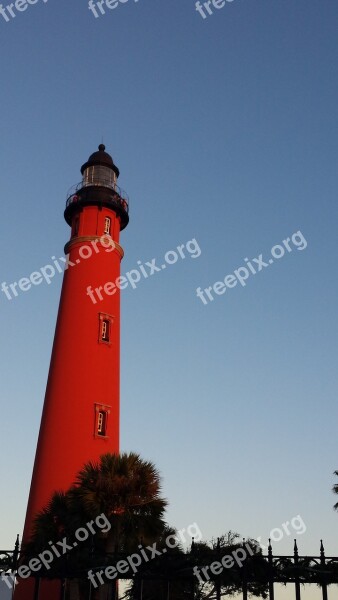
<box><xmin>83</xmin><ymin>165</ymin><xmax>116</xmax><ymax>188</ymax></box>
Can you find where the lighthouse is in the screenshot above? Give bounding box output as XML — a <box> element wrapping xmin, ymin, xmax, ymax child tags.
<box><xmin>19</xmin><ymin>144</ymin><xmax>129</xmax><ymax>581</ymax></box>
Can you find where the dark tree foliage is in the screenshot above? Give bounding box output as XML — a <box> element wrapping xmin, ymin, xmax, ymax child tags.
<box><xmin>21</xmin><ymin>453</ymin><xmax>168</xmax><ymax>600</ymax></box>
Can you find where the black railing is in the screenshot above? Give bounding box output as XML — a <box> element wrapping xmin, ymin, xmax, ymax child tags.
<box><xmin>0</xmin><ymin>536</ymin><xmax>19</xmax><ymax>571</ymax></box>
<box><xmin>65</xmin><ymin>180</ymin><xmax>129</xmax><ymax>214</ymax></box>
<box><xmin>2</xmin><ymin>538</ymin><xmax>338</xmax><ymax>600</ymax></box>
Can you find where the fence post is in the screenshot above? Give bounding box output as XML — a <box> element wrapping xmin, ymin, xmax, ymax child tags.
<box><xmin>294</xmin><ymin>540</ymin><xmax>301</xmax><ymax>600</ymax></box>
<box><xmin>268</xmin><ymin>539</ymin><xmax>274</xmax><ymax>600</ymax></box>
<box><xmin>33</xmin><ymin>578</ymin><xmax>41</xmax><ymax>600</ymax></box>
<box><xmin>216</xmin><ymin>538</ymin><xmax>221</xmax><ymax>600</ymax></box>
<box><xmin>191</xmin><ymin>536</ymin><xmax>195</xmax><ymax>600</ymax></box>
<box><xmin>59</xmin><ymin>579</ymin><xmax>66</xmax><ymax>600</ymax></box>
<box><xmin>88</xmin><ymin>534</ymin><xmax>94</xmax><ymax>600</ymax></box>
<box><xmin>13</xmin><ymin>535</ymin><xmax>20</xmax><ymax>573</ymax></box>
<box><xmin>242</xmin><ymin>540</ymin><xmax>248</xmax><ymax>600</ymax></box>
<box><xmin>320</xmin><ymin>541</ymin><xmax>328</xmax><ymax>600</ymax></box>
<box><xmin>242</xmin><ymin>568</ymin><xmax>248</xmax><ymax>600</ymax></box>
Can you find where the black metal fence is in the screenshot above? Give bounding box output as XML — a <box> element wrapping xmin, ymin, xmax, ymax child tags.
<box><xmin>1</xmin><ymin>537</ymin><xmax>338</xmax><ymax>600</ymax></box>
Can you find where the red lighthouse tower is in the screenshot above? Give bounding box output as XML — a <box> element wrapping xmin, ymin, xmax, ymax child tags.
<box><xmin>18</xmin><ymin>145</ymin><xmax>129</xmax><ymax>589</ymax></box>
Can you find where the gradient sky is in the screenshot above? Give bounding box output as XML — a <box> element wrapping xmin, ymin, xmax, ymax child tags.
<box><xmin>0</xmin><ymin>0</ymin><xmax>338</xmax><ymax>580</ymax></box>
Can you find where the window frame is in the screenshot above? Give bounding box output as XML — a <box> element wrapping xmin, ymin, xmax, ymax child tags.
<box><xmin>98</xmin><ymin>313</ymin><xmax>114</xmax><ymax>345</ymax></box>
<box><xmin>104</xmin><ymin>216</ymin><xmax>111</xmax><ymax>235</ymax></box>
<box><xmin>94</xmin><ymin>403</ymin><xmax>111</xmax><ymax>438</ymax></box>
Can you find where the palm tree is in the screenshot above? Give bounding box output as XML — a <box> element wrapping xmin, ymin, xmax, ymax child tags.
<box><xmin>21</xmin><ymin>491</ymin><xmax>89</xmax><ymax>600</ymax></box>
<box><xmin>71</xmin><ymin>452</ymin><xmax>167</xmax><ymax>554</ymax></box>
<box><xmin>70</xmin><ymin>452</ymin><xmax>168</xmax><ymax>600</ymax></box>
<box><xmin>23</xmin><ymin>453</ymin><xmax>168</xmax><ymax>600</ymax></box>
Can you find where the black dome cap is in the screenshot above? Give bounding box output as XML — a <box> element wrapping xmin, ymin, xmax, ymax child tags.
<box><xmin>81</xmin><ymin>144</ymin><xmax>120</xmax><ymax>178</ymax></box>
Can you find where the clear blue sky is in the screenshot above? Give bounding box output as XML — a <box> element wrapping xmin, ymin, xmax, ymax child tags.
<box><xmin>0</xmin><ymin>0</ymin><xmax>338</xmax><ymax>566</ymax></box>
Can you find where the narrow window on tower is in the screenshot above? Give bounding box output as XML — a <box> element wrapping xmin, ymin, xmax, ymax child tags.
<box><xmin>101</xmin><ymin>319</ymin><xmax>110</xmax><ymax>342</ymax></box>
<box><xmin>94</xmin><ymin>404</ymin><xmax>111</xmax><ymax>438</ymax></box>
<box><xmin>97</xmin><ymin>411</ymin><xmax>107</xmax><ymax>436</ymax></box>
<box><xmin>99</xmin><ymin>314</ymin><xmax>113</xmax><ymax>344</ymax></box>
<box><xmin>104</xmin><ymin>217</ymin><xmax>111</xmax><ymax>235</ymax></box>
